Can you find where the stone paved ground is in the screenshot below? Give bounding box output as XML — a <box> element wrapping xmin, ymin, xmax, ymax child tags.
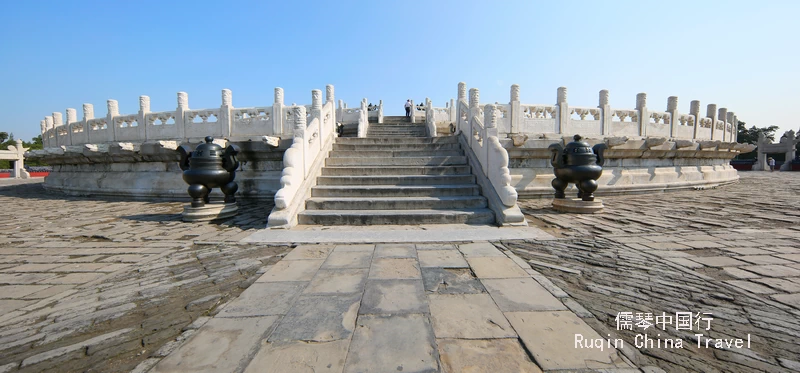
<box><xmin>508</xmin><ymin>171</ymin><xmax>800</xmax><ymax>372</ymax></box>
<box><xmin>0</xmin><ymin>180</ymin><xmax>292</xmax><ymax>373</ymax></box>
<box><xmin>1</xmin><ymin>172</ymin><xmax>799</xmax><ymax>373</ymax></box>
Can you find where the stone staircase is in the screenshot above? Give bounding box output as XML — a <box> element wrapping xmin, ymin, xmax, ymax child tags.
<box><xmin>297</xmin><ymin>117</ymin><xmax>495</xmax><ymax>225</ymax></box>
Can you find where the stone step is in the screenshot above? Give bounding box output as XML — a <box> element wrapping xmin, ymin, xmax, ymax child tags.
<box><xmin>326</xmin><ymin>156</ymin><xmax>467</xmax><ymax>166</ymax></box>
<box><xmin>367</xmin><ymin>130</ymin><xmax>427</xmax><ymax>135</ymax></box>
<box><xmin>368</xmin><ymin>124</ymin><xmax>426</xmax><ymax>129</ymax></box>
<box><xmin>316</xmin><ymin>174</ymin><xmax>475</xmax><ymax>186</ymax></box>
<box><xmin>333</xmin><ymin>143</ymin><xmax>462</xmax><ymax>151</ymax></box>
<box><xmin>305</xmin><ymin>196</ymin><xmax>488</xmax><ymax>210</ymax></box>
<box><xmin>366</xmin><ymin>135</ymin><xmax>427</xmax><ymax>138</ymax></box>
<box><xmin>336</xmin><ymin>136</ymin><xmax>458</xmax><ymax>145</ymax></box>
<box><xmin>297</xmin><ymin>208</ymin><xmax>496</xmax><ymax>225</ymax></box>
<box><xmin>329</xmin><ymin>150</ymin><xmax>464</xmax><ymax>158</ymax></box>
<box><xmin>321</xmin><ymin>165</ymin><xmax>471</xmax><ymax>176</ymax></box>
<box><xmin>310</xmin><ymin>184</ymin><xmax>480</xmax><ymax>197</ymax></box>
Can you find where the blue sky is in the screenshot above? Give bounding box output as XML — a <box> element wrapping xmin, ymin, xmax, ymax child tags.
<box><xmin>2</xmin><ymin>0</ymin><xmax>798</xmax><ymax>142</ymax></box>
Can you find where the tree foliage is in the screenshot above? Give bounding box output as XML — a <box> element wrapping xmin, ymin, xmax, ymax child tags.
<box><xmin>0</xmin><ymin>135</ymin><xmax>47</xmax><ymax>169</ymax></box>
<box><xmin>736</xmin><ymin>121</ymin><xmax>779</xmax><ymax>145</ymax></box>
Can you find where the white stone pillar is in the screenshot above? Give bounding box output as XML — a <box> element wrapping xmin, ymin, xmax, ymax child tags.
<box><xmin>706</xmin><ymin>104</ymin><xmax>717</xmax><ymax>140</ymax></box>
<box><xmin>52</xmin><ymin>112</ymin><xmax>65</xmax><ymax>146</ymax></box>
<box><xmin>468</xmin><ymin>89</ymin><xmax>480</xmax><ymax>149</ymax></box>
<box><xmin>66</xmin><ymin>109</ymin><xmax>77</xmax><ymax>146</ymax></box>
<box><xmin>139</xmin><ymin>96</ymin><xmax>150</xmax><ymax>141</ymax></box>
<box><xmin>728</xmin><ymin>112</ymin><xmax>737</xmax><ymax>142</ymax></box>
<box><xmin>177</xmin><ymin>92</ymin><xmax>188</xmax><ymax>142</ymax></box>
<box><xmin>311</xmin><ymin>89</ymin><xmax>323</xmax><ymax>153</ymax></box>
<box><xmin>556</xmin><ymin>87</ymin><xmax>568</xmax><ymax>135</ymax></box>
<box><xmin>378</xmin><ymin>100</ymin><xmax>384</xmax><ymax>124</ymax></box>
<box><xmin>636</xmin><ymin>93</ymin><xmax>647</xmax><ymax>137</ymax></box>
<box><xmin>220</xmin><ymin>89</ymin><xmax>232</xmax><ymax>138</ymax></box>
<box><xmin>44</xmin><ymin>116</ymin><xmax>54</xmax><ymax>148</ymax></box>
<box><xmin>509</xmin><ymin>84</ymin><xmax>520</xmax><ymax>134</ymax></box>
<box><xmin>667</xmin><ymin>96</ymin><xmax>678</xmax><ymax>139</ymax></box>
<box><xmin>599</xmin><ymin>90</ymin><xmax>611</xmax><ymax>136</ymax></box>
<box><xmin>718</xmin><ymin>107</ymin><xmax>728</xmax><ymax>142</ymax></box>
<box><xmin>274</xmin><ymin>87</ymin><xmax>286</xmax><ymax>136</ymax></box>
<box><xmin>291</xmin><ymin>105</ymin><xmax>309</xmax><ymax>177</ymax></box>
<box><xmin>410</xmin><ymin>99</ymin><xmax>416</xmax><ymax>124</ymax></box>
<box><xmin>690</xmin><ymin>100</ymin><xmax>700</xmax><ymax>140</ymax></box>
<box><xmin>107</xmin><ymin>99</ymin><xmax>119</xmax><ymax>142</ymax></box>
<box><xmin>81</xmin><ymin>104</ymin><xmax>93</xmax><ymax>145</ymax></box>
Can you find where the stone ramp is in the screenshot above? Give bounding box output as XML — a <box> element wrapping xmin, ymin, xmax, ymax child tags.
<box><xmin>149</xmin><ymin>242</ymin><xmax>637</xmax><ymax>372</ymax></box>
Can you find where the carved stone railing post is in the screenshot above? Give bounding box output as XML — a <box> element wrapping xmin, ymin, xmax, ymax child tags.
<box><xmin>311</xmin><ymin>89</ymin><xmax>323</xmax><ymax>154</ymax></box>
<box><xmin>326</xmin><ymin>85</ymin><xmax>336</xmax><ymax>134</ymax></box>
<box><xmin>468</xmin><ymin>88</ymin><xmax>480</xmax><ymax>149</ymax></box>
<box><xmin>66</xmin><ymin>108</ymin><xmax>77</xmax><ymax>146</ymax></box>
<box><xmin>378</xmin><ymin>100</ymin><xmax>384</xmax><ymax>123</ymax></box>
<box><xmin>636</xmin><ymin>93</ymin><xmax>647</xmax><ymax>137</ymax></box>
<box><xmin>509</xmin><ymin>84</ymin><xmax>520</xmax><ymax>134</ymax></box>
<box><xmin>728</xmin><ymin>112</ymin><xmax>737</xmax><ymax>142</ymax></box>
<box><xmin>44</xmin><ymin>116</ymin><xmax>54</xmax><ymax>148</ymax></box>
<box><xmin>690</xmin><ymin>100</ymin><xmax>700</xmax><ymax>140</ymax></box>
<box><xmin>483</xmin><ymin>104</ymin><xmax>498</xmax><ymax>174</ymax></box>
<box><xmin>82</xmin><ymin>104</ymin><xmax>93</xmax><ymax>146</ymax></box>
<box><xmin>706</xmin><ymin>104</ymin><xmax>717</xmax><ymax>140</ymax></box>
<box><xmin>667</xmin><ymin>96</ymin><xmax>679</xmax><ymax>139</ymax></box>
<box><xmin>139</xmin><ymin>96</ymin><xmax>150</xmax><ymax>141</ymax></box>
<box><xmin>106</xmin><ymin>100</ymin><xmax>119</xmax><ymax>142</ymax></box>
<box><xmin>457</xmin><ymin>82</ymin><xmax>468</xmax><ymax>134</ymax></box>
<box><xmin>410</xmin><ymin>99</ymin><xmax>416</xmax><ymax>124</ymax></box>
<box><xmin>274</xmin><ymin>88</ymin><xmax>285</xmax><ymax>135</ymax></box>
<box><xmin>52</xmin><ymin>112</ymin><xmax>64</xmax><ymax>145</ymax></box>
<box><xmin>556</xmin><ymin>87</ymin><xmax>568</xmax><ymax>135</ymax></box>
<box><xmin>220</xmin><ymin>89</ymin><xmax>232</xmax><ymax>138</ymax></box>
<box><xmin>599</xmin><ymin>90</ymin><xmax>610</xmax><ymax>136</ymax></box>
<box><xmin>718</xmin><ymin>107</ymin><xmax>728</xmax><ymax>142</ymax></box>
<box><xmin>293</xmin><ymin>105</ymin><xmax>308</xmax><ymax>177</ymax></box>
<box><xmin>177</xmin><ymin>92</ymin><xmax>188</xmax><ymax>142</ymax></box>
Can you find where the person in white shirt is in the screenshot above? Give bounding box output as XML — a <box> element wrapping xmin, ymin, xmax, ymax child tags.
<box><xmin>768</xmin><ymin>157</ymin><xmax>775</xmax><ymax>172</ymax></box>
<box><xmin>405</xmin><ymin>100</ymin><xmax>412</xmax><ymax>118</ymax></box>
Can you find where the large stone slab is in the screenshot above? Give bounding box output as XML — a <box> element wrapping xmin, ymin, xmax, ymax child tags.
<box><xmin>482</xmin><ymin>278</ymin><xmax>567</xmax><ymax>312</ymax></box>
<box><xmin>268</xmin><ymin>293</ymin><xmax>360</xmax><ymax>343</ymax></box>
<box><xmin>368</xmin><ymin>258</ymin><xmax>420</xmax><ymax>279</ymax></box>
<box><xmin>457</xmin><ymin>242</ymin><xmax>504</xmax><ymax>257</ymax></box>
<box><xmin>374</xmin><ymin>243</ymin><xmax>416</xmax><ymax>258</ymax></box>
<box><xmin>428</xmin><ymin>293</ymin><xmax>516</xmax><ymax>339</ymax></box>
<box><xmin>333</xmin><ymin>244</ymin><xmax>375</xmax><ymax>252</ymax></box>
<box><xmin>466</xmin><ymin>257</ymin><xmax>529</xmax><ymax>279</ymax></box>
<box><xmin>304</xmin><ymin>269</ymin><xmax>368</xmax><ymax>295</ymax></box>
<box><xmin>321</xmin><ymin>251</ymin><xmax>373</xmax><ymax>269</ymax></box>
<box><xmin>421</xmin><ymin>268</ymin><xmax>486</xmax><ymax>294</ymax></box>
<box><xmin>283</xmin><ymin>245</ymin><xmax>333</xmax><ymax>260</ymax></box>
<box><xmin>743</xmin><ymin>265</ymin><xmax>800</xmax><ymax>278</ymax></box>
<box><xmin>243</xmin><ymin>340</ymin><xmax>349</xmax><ymax>373</ymax></box>
<box><xmin>437</xmin><ymin>338</ymin><xmax>542</xmax><ymax>373</ymax></box>
<box><xmin>256</xmin><ymin>260</ymin><xmax>324</xmax><ymax>282</ymax></box>
<box><xmin>151</xmin><ymin>316</ymin><xmax>278</xmax><ymax>373</ymax></box>
<box><xmin>360</xmin><ymin>279</ymin><xmax>427</xmax><ymax>315</ymax></box>
<box><xmin>506</xmin><ymin>311</ymin><xmax>632</xmax><ymax>371</ymax></box>
<box><xmin>217</xmin><ymin>282</ymin><xmax>306</xmax><ymax>317</ymax></box>
<box><xmin>418</xmin><ymin>250</ymin><xmax>468</xmax><ymax>268</ymax></box>
<box><xmin>688</xmin><ymin>256</ymin><xmax>749</xmax><ymax>267</ymax></box>
<box><xmin>770</xmin><ymin>293</ymin><xmax>800</xmax><ymax>308</ymax></box>
<box><xmin>344</xmin><ymin>314</ymin><xmax>438</xmax><ymax>373</ymax></box>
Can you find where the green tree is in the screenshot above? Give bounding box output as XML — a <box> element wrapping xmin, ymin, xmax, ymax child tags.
<box><xmin>0</xmin><ymin>132</ymin><xmax>7</xmax><ymax>143</ymax></box>
<box><xmin>736</xmin><ymin>121</ymin><xmax>779</xmax><ymax>145</ymax></box>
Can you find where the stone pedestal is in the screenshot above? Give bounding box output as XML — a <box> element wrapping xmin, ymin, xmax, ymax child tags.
<box><xmin>182</xmin><ymin>202</ymin><xmax>238</xmax><ymax>222</ymax></box>
<box><xmin>552</xmin><ymin>198</ymin><xmax>603</xmax><ymax>214</ymax></box>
